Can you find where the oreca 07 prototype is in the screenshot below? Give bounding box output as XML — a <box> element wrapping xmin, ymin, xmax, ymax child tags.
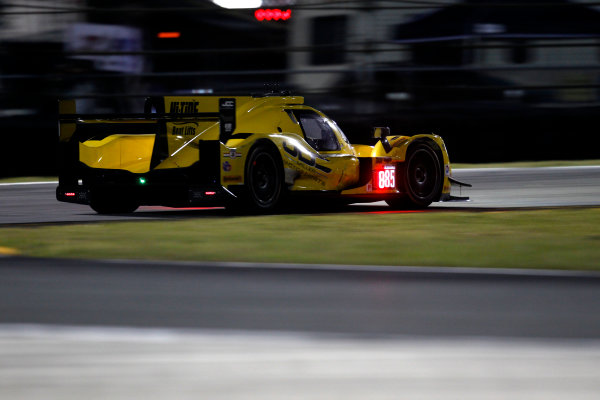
<box><xmin>57</xmin><ymin>94</ymin><xmax>469</xmax><ymax>213</ymax></box>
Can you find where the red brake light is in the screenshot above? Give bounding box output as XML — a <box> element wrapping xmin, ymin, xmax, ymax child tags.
<box><xmin>255</xmin><ymin>9</ymin><xmax>291</xmax><ymax>21</ymax></box>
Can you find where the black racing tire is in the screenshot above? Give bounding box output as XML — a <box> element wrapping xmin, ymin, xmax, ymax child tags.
<box><xmin>89</xmin><ymin>188</ymin><xmax>139</xmax><ymax>214</ymax></box>
<box><xmin>243</xmin><ymin>144</ymin><xmax>284</xmax><ymax>212</ymax></box>
<box><xmin>387</xmin><ymin>142</ymin><xmax>442</xmax><ymax>209</ymax></box>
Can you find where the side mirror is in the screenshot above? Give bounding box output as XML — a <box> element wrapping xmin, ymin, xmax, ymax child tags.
<box><xmin>372</xmin><ymin>127</ymin><xmax>392</xmax><ymax>153</ymax></box>
<box><xmin>373</xmin><ymin>126</ymin><xmax>390</xmax><ymax>139</ymax></box>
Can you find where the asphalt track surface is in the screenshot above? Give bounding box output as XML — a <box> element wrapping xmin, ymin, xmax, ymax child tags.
<box><xmin>2</xmin><ymin>255</ymin><xmax>600</xmax><ymax>338</ymax></box>
<box><xmin>1</xmin><ymin>166</ymin><xmax>600</xmax><ymax>225</ymax></box>
<box><xmin>1</xmin><ymin>167</ymin><xmax>600</xmax><ymax>399</ymax></box>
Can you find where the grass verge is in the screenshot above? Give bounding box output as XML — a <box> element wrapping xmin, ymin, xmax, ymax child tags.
<box><xmin>1</xmin><ymin>208</ymin><xmax>598</xmax><ymax>271</ymax></box>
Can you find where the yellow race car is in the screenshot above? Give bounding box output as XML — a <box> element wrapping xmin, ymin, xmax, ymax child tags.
<box><xmin>57</xmin><ymin>93</ymin><xmax>469</xmax><ymax>213</ymax></box>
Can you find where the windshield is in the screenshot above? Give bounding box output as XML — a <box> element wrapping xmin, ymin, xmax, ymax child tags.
<box><xmin>292</xmin><ymin>109</ymin><xmax>341</xmax><ymax>152</ymax></box>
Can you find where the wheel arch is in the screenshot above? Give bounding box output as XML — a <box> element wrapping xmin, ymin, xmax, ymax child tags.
<box><xmin>409</xmin><ymin>138</ymin><xmax>445</xmax><ymax>188</ymax></box>
<box><xmin>401</xmin><ymin>137</ymin><xmax>446</xmax><ymax>203</ymax></box>
<box><xmin>239</xmin><ymin>138</ymin><xmax>286</xmax><ymax>212</ymax></box>
<box><xmin>244</xmin><ymin>138</ymin><xmax>282</xmax><ymax>179</ymax></box>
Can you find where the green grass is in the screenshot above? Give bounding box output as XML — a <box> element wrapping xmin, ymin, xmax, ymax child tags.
<box><xmin>1</xmin><ymin>208</ymin><xmax>599</xmax><ymax>271</ymax></box>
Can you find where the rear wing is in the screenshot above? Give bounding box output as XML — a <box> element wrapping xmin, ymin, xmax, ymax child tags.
<box><xmin>58</xmin><ymin>96</ymin><xmax>237</xmax><ymax>143</ymax></box>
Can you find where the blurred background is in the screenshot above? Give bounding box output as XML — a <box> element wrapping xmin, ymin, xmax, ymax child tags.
<box><xmin>1</xmin><ymin>0</ymin><xmax>599</xmax><ymax>178</ymax></box>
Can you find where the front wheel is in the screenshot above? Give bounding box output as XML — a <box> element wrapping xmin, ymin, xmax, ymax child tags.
<box><xmin>244</xmin><ymin>144</ymin><xmax>284</xmax><ymax>212</ymax></box>
<box><xmin>387</xmin><ymin>142</ymin><xmax>442</xmax><ymax>209</ymax></box>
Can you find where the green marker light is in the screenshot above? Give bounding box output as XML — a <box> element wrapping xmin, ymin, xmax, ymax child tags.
<box><xmin>139</xmin><ymin>177</ymin><xmax>147</xmax><ymax>185</ymax></box>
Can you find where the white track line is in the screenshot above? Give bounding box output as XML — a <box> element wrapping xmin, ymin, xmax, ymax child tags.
<box><xmin>456</xmin><ymin>166</ymin><xmax>600</xmax><ymax>172</ymax></box>
<box><xmin>0</xmin><ymin>166</ymin><xmax>598</xmax><ymax>186</ymax></box>
<box><xmin>101</xmin><ymin>258</ymin><xmax>600</xmax><ymax>279</ymax></box>
<box><xmin>0</xmin><ymin>181</ymin><xmax>57</xmax><ymax>186</ymax></box>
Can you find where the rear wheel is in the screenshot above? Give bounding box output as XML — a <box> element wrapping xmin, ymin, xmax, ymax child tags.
<box><xmin>244</xmin><ymin>144</ymin><xmax>284</xmax><ymax>212</ymax></box>
<box><xmin>387</xmin><ymin>142</ymin><xmax>442</xmax><ymax>209</ymax></box>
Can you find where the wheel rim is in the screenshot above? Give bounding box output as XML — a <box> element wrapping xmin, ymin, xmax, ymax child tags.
<box><xmin>407</xmin><ymin>148</ymin><xmax>439</xmax><ymax>200</ymax></box>
<box><xmin>250</xmin><ymin>152</ymin><xmax>280</xmax><ymax>207</ymax></box>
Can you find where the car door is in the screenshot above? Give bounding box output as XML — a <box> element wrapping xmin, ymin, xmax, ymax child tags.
<box><xmin>290</xmin><ymin>109</ymin><xmax>360</xmax><ymax>191</ymax></box>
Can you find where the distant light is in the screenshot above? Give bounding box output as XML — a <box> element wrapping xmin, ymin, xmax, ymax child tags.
<box><xmin>157</xmin><ymin>32</ymin><xmax>181</xmax><ymax>39</ymax></box>
<box><xmin>191</xmin><ymin>88</ymin><xmax>214</xmax><ymax>94</ymax></box>
<box><xmin>138</xmin><ymin>177</ymin><xmax>147</xmax><ymax>185</ymax></box>
<box><xmin>255</xmin><ymin>8</ymin><xmax>291</xmax><ymax>21</ymax></box>
<box><xmin>212</xmin><ymin>0</ymin><xmax>262</xmax><ymax>9</ymax></box>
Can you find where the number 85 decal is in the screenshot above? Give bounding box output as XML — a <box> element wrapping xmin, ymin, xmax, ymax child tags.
<box><xmin>375</xmin><ymin>166</ymin><xmax>396</xmax><ymax>189</ymax></box>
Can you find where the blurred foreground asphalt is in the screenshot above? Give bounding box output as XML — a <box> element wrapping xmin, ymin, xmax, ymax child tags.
<box><xmin>1</xmin><ymin>256</ymin><xmax>599</xmax><ymax>338</ymax></box>
<box><xmin>1</xmin><ymin>257</ymin><xmax>599</xmax><ymax>400</ymax></box>
<box><xmin>1</xmin><ymin>325</ymin><xmax>599</xmax><ymax>400</ymax></box>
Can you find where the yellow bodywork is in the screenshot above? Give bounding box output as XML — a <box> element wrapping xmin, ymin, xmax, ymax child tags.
<box><xmin>79</xmin><ymin>134</ymin><xmax>155</xmax><ymax>174</ymax></box>
<box><xmin>61</xmin><ymin>94</ymin><xmax>454</xmax><ymax>202</ymax></box>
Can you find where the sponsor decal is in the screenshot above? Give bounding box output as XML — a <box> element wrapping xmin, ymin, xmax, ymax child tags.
<box><xmin>445</xmin><ymin>164</ymin><xmax>450</xmax><ymax>176</ymax></box>
<box><xmin>222</xmin><ymin>161</ymin><xmax>232</xmax><ymax>172</ymax></box>
<box><xmin>374</xmin><ymin>157</ymin><xmax>392</xmax><ymax>164</ymax></box>
<box><xmin>223</xmin><ymin>175</ymin><xmax>242</xmax><ymax>183</ymax></box>
<box><xmin>169</xmin><ymin>101</ymin><xmax>199</xmax><ymax>113</ymax></box>
<box><xmin>171</xmin><ymin>122</ymin><xmax>198</xmax><ymax>136</ymax></box>
<box><xmin>223</xmin><ymin>149</ymin><xmax>242</xmax><ymax>159</ymax></box>
<box><xmin>283</xmin><ymin>141</ymin><xmax>332</xmax><ymax>174</ymax></box>
<box><xmin>221</xmin><ymin>100</ymin><xmax>235</xmax><ymax>109</ymax></box>
<box><xmin>219</xmin><ymin>98</ymin><xmax>236</xmax><ymax>137</ymax></box>
<box><xmin>284</xmin><ymin>157</ymin><xmax>326</xmax><ymax>186</ymax></box>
